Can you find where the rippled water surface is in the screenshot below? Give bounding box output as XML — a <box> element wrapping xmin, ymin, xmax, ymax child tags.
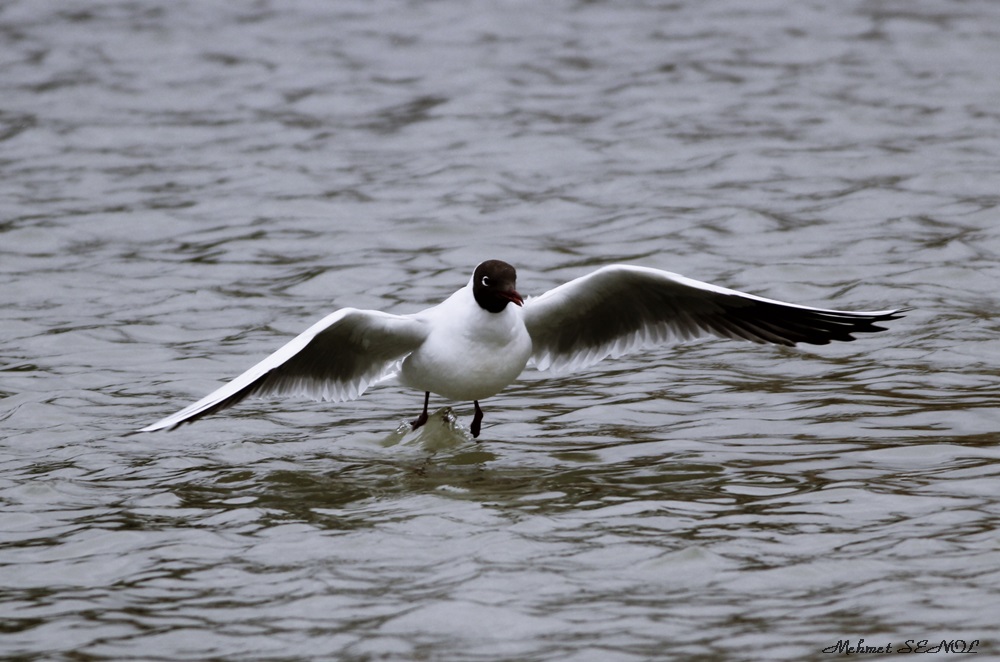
<box><xmin>3</xmin><ymin>1</ymin><xmax>999</xmax><ymax>660</ymax></box>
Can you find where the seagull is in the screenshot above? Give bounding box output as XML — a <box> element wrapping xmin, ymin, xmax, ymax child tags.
<box><xmin>140</xmin><ymin>260</ymin><xmax>905</xmax><ymax>437</ymax></box>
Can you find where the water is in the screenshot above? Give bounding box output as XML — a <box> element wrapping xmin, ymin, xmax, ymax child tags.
<box><xmin>2</xmin><ymin>0</ymin><xmax>999</xmax><ymax>659</ymax></box>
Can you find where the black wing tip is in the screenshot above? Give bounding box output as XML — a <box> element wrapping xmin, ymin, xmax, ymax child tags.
<box><xmin>885</xmin><ymin>307</ymin><xmax>911</xmax><ymax>320</ymax></box>
<box><xmin>790</xmin><ymin>306</ymin><xmax>909</xmax><ymax>346</ymax></box>
<box><xmin>855</xmin><ymin>306</ymin><xmax>911</xmax><ymax>333</ymax></box>
<box><xmin>137</xmin><ymin>412</ymin><xmax>212</xmax><ymax>433</ymax></box>
<box><xmin>139</xmin><ymin>370</ymin><xmax>270</xmax><ymax>433</ymax></box>
<box><xmin>867</xmin><ymin>307</ymin><xmax>910</xmax><ymax>322</ymax></box>
<box><xmin>134</xmin><ymin>419</ymin><xmax>185</xmax><ymax>433</ymax></box>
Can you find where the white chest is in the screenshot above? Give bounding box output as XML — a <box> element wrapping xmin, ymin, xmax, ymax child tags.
<box><xmin>398</xmin><ymin>290</ymin><xmax>532</xmax><ymax>401</ymax></box>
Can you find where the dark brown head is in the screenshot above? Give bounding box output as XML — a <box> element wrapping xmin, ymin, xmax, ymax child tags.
<box><xmin>472</xmin><ymin>260</ymin><xmax>523</xmax><ymax>313</ymax></box>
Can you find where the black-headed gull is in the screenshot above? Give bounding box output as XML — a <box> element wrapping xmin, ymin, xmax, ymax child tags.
<box><xmin>140</xmin><ymin>260</ymin><xmax>904</xmax><ymax>437</ymax></box>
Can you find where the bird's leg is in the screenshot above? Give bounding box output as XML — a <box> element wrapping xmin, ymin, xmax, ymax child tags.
<box><xmin>411</xmin><ymin>392</ymin><xmax>430</xmax><ymax>430</ymax></box>
<box><xmin>471</xmin><ymin>400</ymin><xmax>484</xmax><ymax>439</ymax></box>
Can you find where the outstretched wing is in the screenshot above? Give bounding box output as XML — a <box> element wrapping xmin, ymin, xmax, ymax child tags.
<box><xmin>140</xmin><ymin>308</ymin><xmax>428</xmax><ymax>431</ymax></box>
<box><xmin>522</xmin><ymin>265</ymin><xmax>905</xmax><ymax>373</ymax></box>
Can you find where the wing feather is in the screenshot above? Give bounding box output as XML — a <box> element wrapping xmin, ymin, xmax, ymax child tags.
<box><xmin>522</xmin><ymin>265</ymin><xmax>905</xmax><ymax>373</ymax></box>
<box><xmin>140</xmin><ymin>308</ymin><xmax>427</xmax><ymax>431</ymax></box>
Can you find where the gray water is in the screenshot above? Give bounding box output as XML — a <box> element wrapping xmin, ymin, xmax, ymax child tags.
<box><xmin>2</xmin><ymin>1</ymin><xmax>999</xmax><ymax>660</ymax></box>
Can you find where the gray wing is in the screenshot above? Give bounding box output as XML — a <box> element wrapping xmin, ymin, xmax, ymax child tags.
<box><xmin>521</xmin><ymin>265</ymin><xmax>905</xmax><ymax>373</ymax></box>
<box><xmin>140</xmin><ymin>308</ymin><xmax>428</xmax><ymax>431</ymax></box>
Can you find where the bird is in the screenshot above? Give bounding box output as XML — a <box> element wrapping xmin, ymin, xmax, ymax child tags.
<box><xmin>139</xmin><ymin>260</ymin><xmax>905</xmax><ymax>438</ymax></box>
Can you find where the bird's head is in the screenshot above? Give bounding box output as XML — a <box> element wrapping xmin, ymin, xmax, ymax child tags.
<box><xmin>472</xmin><ymin>260</ymin><xmax>523</xmax><ymax>312</ymax></box>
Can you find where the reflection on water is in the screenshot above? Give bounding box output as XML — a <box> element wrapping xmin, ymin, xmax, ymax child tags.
<box><xmin>3</xmin><ymin>0</ymin><xmax>1000</xmax><ymax>659</ymax></box>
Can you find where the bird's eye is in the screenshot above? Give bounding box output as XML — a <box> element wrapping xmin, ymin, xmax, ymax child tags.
<box><xmin>481</xmin><ymin>276</ymin><xmax>490</xmax><ymax>287</ymax></box>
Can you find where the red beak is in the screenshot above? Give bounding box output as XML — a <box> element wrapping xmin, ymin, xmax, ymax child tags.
<box><xmin>501</xmin><ymin>289</ymin><xmax>524</xmax><ymax>306</ymax></box>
